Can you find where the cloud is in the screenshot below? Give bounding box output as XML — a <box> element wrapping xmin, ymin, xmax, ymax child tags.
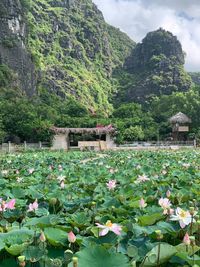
<box><xmin>93</xmin><ymin>0</ymin><xmax>200</xmax><ymax>71</ymax></box>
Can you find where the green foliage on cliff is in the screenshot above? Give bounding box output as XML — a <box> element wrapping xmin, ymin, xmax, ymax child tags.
<box><xmin>23</xmin><ymin>0</ymin><xmax>135</xmax><ymax>115</ymax></box>
<box><xmin>0</xmin><ymin>65</ymin><xmax>13</xmax><ymax>87</ymax></box>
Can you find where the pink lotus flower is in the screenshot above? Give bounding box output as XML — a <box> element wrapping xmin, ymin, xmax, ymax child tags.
<box><xmin>6</xmin><ymin>199</ymin><xmax>16</xmax><ymax>210</ymax></box>
<box><xmin>28</xmin><ymin>199</ymin><xmax>38</xmax><ymax>212</ymax></box>
<box><xmin>139</xmin><ymin>198</ymin><xmax>147</xmax><ymax>208</ymax></box>
<box><xmin>68</xmin><ymin>231</ymin><xmax>76</xmax><ymax>243</ymax></box>
<box><xmin>183</xmin><ymin>232</ymin><xmax>190</xmax><ymax>245</ymax></box>
<box><xmin>136</xmin><ymin>175</ymin><xmax>150</xmax><ymax>183</ymax></box>
<box><xmin>170</xmin><ymin>207</ymin><xmax>194</xmax><ymax>228</ymax></box>
<box><xmin>0</xmin><ymin>199</ymin><xmax>16</xmax><ymax>211</ymax></box>
<box><xmin>158</xmin><ymin>198</ymin><xmax>171</xmax><ymax>214</ymax></box>
<box><xmin>106</xmin><ymin>180</ymin><xmax>117</xmax><ymax>190</ymax></box>
<box><xmin>96</xmin><ymin>220</ymin><xmax>122</xmax><ymax>236</ymax></box>
<box><xmin>16</xmin><ymin>170</ymin><xmax>19</xmax><ymax>174</ymax></box>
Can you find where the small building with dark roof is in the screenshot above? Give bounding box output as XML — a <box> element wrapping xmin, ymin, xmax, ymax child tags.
<box><xmin>169</xmin><ymin>112</ymin><xmax>191</xmax><ymax>141</ymax></box>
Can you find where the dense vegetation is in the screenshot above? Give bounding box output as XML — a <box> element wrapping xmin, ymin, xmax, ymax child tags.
<box><xmin>1</xmin><ymin>68</ymin><xmax>200</xmax><ymax>144</ymax></box>
<box><xmin>1</xmin><ymin>150</ymin><xmax>200</xmax><ymax>266</ymax></box>
<box><xmin>0</xmin><ymin>0</ymin><xmax>200</xmax><ymax>143</ymax></box>
<box><xmin>24</xmin><ymin>0</ymin><xmax>135</xmax><ymax>115</ymax></box>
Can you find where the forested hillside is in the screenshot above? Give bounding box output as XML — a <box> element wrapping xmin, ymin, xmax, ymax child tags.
<box><xmin>0</xmin><ymin>0</ymin><xmax>200</xmax><ymax>143</ymax></box>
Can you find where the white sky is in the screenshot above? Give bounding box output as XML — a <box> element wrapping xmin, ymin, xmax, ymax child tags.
<box><xmin>93</xmin><ymin>0</ymin><xmax>200</xmax><ymax>72</ymax></box>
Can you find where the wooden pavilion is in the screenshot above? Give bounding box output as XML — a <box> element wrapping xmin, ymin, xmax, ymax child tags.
<box><xmin>169</xmin><ymin>112</ymin><xmax>191</xmax><ymax>141</ymax></box>
<box><xmin>50</xmin><ymin>125</ymin><xmax>116</xmax><ymax>151</ymax></box>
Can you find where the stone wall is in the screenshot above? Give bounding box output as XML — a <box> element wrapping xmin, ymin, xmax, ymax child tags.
<box><xmin>51</xmin><ymin>134</ymin><xmax>68</xmax><ymax>150</ymax></box>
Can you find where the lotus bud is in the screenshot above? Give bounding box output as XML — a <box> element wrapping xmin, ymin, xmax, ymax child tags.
<box><xmin>155</xmin><ymin>230</ymin><xmax>161</xmax><ymax>235</ymax></box>
<box><xmin>64</xmin><ymin>249</ymin><xmax>73</xmax><ymax>256</ymax></box>
<box><xmin>64</xmin><ymin>249</ymin><xmax>73</xmax><ymax>263</ymax></box>
<box><xmin>183</xmin><ymin>232</ymin><xmax>190</xmax><ymax>245</ymax></box>
<box><xmin>49</xmin><ymin>198</ymin><xmax>57</xmax><ymax>205</ymax></box>
<box><xmin>19</xmin><ymin>262</ymin><xmax>26</xmax><ymax>267</ymax></box>
<box><xmin>189</xmin><ymin>207</ymin><xmax>195</xmax><ymax>216</ymax></box>
<box><xmin>60</xmin><ymin>181</ymin><xmax>65</xmax><ymax>189</ymax></box>
<box><xmin>18</xmin><ymin>256</ymin><xmax>25</xmax><ymax>263</ymax></box>
<box><xmin>40</xmin><ymin>231</ymin><xmax>46</xmax><ymax>242</ymax></box>
<box><xmin>68</xmin><ymin>231</ymin><xmax>76</xmax><ymax>243</ymax></box>
<box><xmin>73</xmin><ymin>257</ymin><xmax>78</xmax><ymax>267</ymax></box>
<box><xmin>155</xmin><ymin>230</ymin><xmax>163</xmax><ymax>240</ymax></box>
<box><xmin>18</xmin><ymin>256</ymin><xmax>26</xmax><ymax>267</ymax></box>
<box><xmin>166</xmin><ymin>190</ymin><xmax>171</xmax><ymax>198</ymax></box>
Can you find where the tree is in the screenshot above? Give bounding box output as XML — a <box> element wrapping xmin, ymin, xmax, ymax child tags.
<box><xmin>0</xmin><ymin>115</ymin><xmax>6</xmax><ymax>143</ymax></box>
<box><xmin>123</xmin><ymin>126</ymin><xmax>144</xmax><ymax>141</ymax></box>
<box><xmin>113</xmin><ymin>103</ymin><xmax>143</xmax><ymax>121</ymax></box>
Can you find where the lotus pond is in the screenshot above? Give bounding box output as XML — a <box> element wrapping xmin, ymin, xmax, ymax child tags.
<box><xmin>0</xmin><ymin>150</ymin><xmax>200</xmax><ymax>267</ymax></box>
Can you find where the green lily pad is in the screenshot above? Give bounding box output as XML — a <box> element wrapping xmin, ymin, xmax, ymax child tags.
<box><xmin>69</xmin><ymin>245</ymin><xmax>131</xmax><ymax>267</ymax></box>
<box><xmin>143</xmin><ymin>243</ymin><xmax>177</xmax><ymax>266</ymax></box>
<box><xmin>44</xmin><ymin>227</ymin><xmax>68</xmax><ymax>247</ymax></box>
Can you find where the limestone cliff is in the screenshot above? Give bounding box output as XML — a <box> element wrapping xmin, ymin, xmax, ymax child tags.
<box><xmin>0</xmin><ymin>0</ymin><xmax>135</xmax><ymax>114</ymax></box>
<box><xmin>0</xmin><ymin>2</ymin><xmax>194</xmax><ymax>113</ymax></box>
<box><xmin>0</xmin><ymin>0</ymin><xmax>36</xmax><ymax>95</ymax></box>
<box><xmin>25</xmin><ymin>0</ymin><xmax>135</xmax><ymax>114</ymax></box>
<box><xmin>116</xmin><ymin>28</ymin><xmax>192</xmax><ymax>104</ymax></box>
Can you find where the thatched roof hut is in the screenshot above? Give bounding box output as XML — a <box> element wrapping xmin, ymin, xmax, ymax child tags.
<box><xmin>169</xmin><ymin>112</ymin><xmax>191</xmax><ymax>124</ymax></box>
<box><xmin>50</xmin><ymin>125</ymin><xmax>115</xmax><ymax>135</ymax></box>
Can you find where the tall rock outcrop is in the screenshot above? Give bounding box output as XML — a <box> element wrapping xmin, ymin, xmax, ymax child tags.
<box><xmin>116</xmin><ymin>28</ymin><xmax>192</xmax><ymax>103</ymax></box>
<box><xmin>0</xmin><ymin>2</ymin><xmax>193</xmax><ymax>112</ymax></box>
<box><xmin>25</xmin><ymin>0</ymin><xmax>134</xmax><ymax>114</ymax></box>
<box><xmin>0</xmin><ymin>0</ymin><xmax>36</xmax><ymax>95</ymax></box>
<box><xmin>0</xmin><ymin>0</ymin><xmax>135</xmax><ymax>113</ymax></box>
